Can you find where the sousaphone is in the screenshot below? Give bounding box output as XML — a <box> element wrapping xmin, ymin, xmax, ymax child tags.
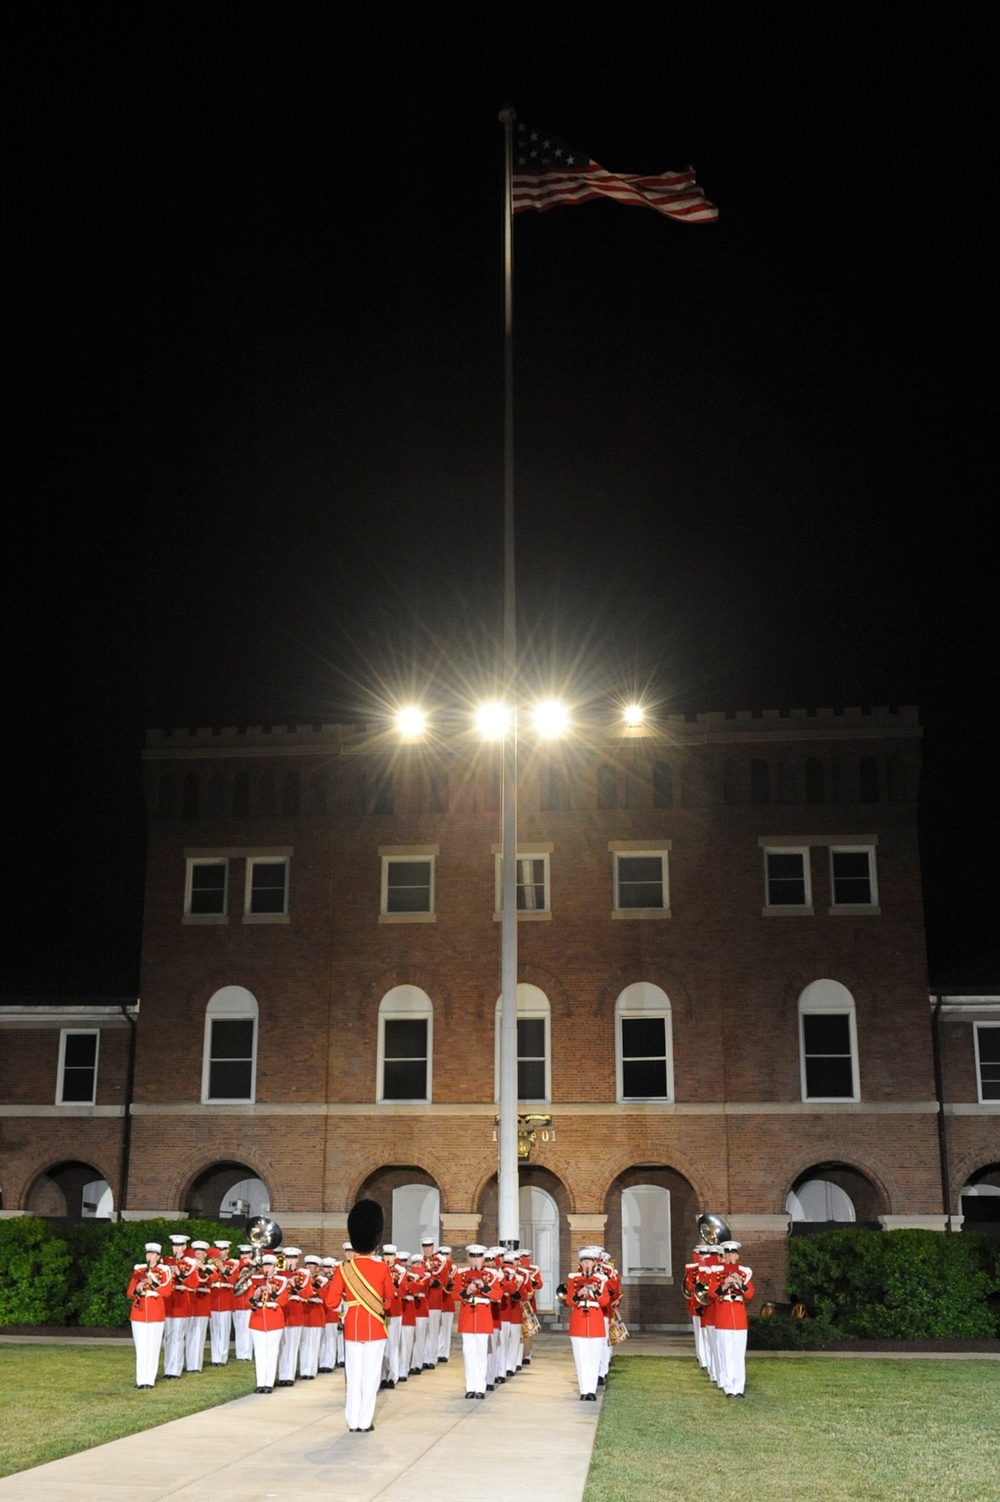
<box><xmin>696</xmin><ymin>1212</ymin><xmax>732</xmax><ymax>1247</ymax></box>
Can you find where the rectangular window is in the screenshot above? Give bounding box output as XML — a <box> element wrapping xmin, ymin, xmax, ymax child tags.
<box><xmin>207</xmin><ymin>1018</ymin><xmax>255</xmax><ymax>1100</ymax></box>
<box><xmin>620</xmin><ymin>1015</ymin><xmax>669</xmax><ymax>1099</ymax></box>
<box><xmin>802</xmin><ymin>1013</ymin><xmax>856</xmax><ymax>1099</ymax></box>
<box><xmin>58</xmin><ymin>1030</ymin><xmax>98</xmax><ymax>1104</ymax></box>
<box><xmin>517</xmin><ymin>1016</ymin><xmax>547</xmax><ymax>1100</ymax></box>
<box><xmin>382</xmin><ymin>1018</ymin><xmax>429</xmax><ymax>1101</ymax></box>
<box><xmin>975</xmin><ymin>1025</ymin><xmax>1000</xmax><ymax>1102</ymax></box>
<box><xmin>517</xmin><ymin>857</ymin><xmax>548</xmax><ymax>910</ymax></box>
<box><xmin>764</xmin><ymin>848</ymin><xmax>811</xmax><ymax>908</ymax></box>
<box><xmin>185</xmin><ymin>858</ymin><xmax>228</xmax><ymax>916</ymax></box>
<box><xmin>615</xmin><ymin>853</ymin><xmax>668</xmax><ymax>911</ymax></box>
<box><xmin>621</xmin><ymin>1185</ymin><xmax>671</xmax><ymax>1276</ymax></box>
<box><xmin>246</xmin><ymin>858</ymin><xmax>289</xmax><ymax>916</ymax></box>
<box><xmin>830</xmin><ymin>847</ymin><xmax>877</xmax><ymax>906</ymax></box>
<box><xmin>382</xmin><ymin>857</ymin><xmax>434</xmax><ymax>915</ymax></box>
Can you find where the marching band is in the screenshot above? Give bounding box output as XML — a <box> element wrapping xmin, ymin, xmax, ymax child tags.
<box><xmin>125</xmin><ymin>1212</ymin><xmax>752</xmax><ymax>1406</ymax></box>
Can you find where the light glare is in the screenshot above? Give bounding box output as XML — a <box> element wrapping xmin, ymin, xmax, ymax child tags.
<box><xmin>532</xmin><ymin>699</ymin><xmax>569</xmax><ymax>738</ymax></box>
<box><xmin>623</xmin><ymin>703</ymin><xmax>645</xmax><ymax>726</ymax></box>
<box><xmin>396</xmin><ymin>705</ymin><xmax>427</xmax><ymax>740</ymax></box>
<box><xmin>475</xmin><ymin>701</ymin><xmax>509</xmax><ymax>740</ymax></box>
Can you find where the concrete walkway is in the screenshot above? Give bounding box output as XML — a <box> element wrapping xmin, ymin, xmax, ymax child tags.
<box><xmin>0</xmin><ymin>1333</ymin><xmax>610</xmax><ymax>1502</ymax></box>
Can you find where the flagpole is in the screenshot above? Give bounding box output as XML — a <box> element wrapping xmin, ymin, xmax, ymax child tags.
<box><xmin>497</xmin><ymin>104</ymin><xmax>519</xmax><ymax>1249</ymax></box>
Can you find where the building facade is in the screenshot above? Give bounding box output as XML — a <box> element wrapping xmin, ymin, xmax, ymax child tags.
<box><xmin>2</xmin><ymin>706</ymin><xmax>997</xmax><ymax>1325</ymax></box>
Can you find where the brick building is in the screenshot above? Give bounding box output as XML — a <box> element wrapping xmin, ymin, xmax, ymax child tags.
<box><xmin>2</xmin><ymin>706</ymin><xmax>997</xmax><ymax>1326</ymax></box>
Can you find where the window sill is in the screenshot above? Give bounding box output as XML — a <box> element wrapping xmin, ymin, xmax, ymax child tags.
<box><xmin>242</xmin><ymin>913</ymin><xmax>290</xmax><ymax>924</ymax></box>
<box><xmin>621</xmin><ymin>1274</ymin><xmax>674</xmax><ymax>1285</ymax></box>
<box><xmin>762</xmin><ymin>906</ymin><xmax>814</xmax><ymax>917</ymax></box>
<box><xmin>493</xmin><ymin>911</ymin><xmax>552</xmax><ymax>922</ymax></box>
<box><xmin>182</xmin><ymin>914</ymin><xmax>229</xmax><ymax>925</ymax></box>
<box><xmin>828</xmin><ymin>905</ymin><xmax>881</xmax><ymax>916</ymax></box>
<box><xmin>379</xmin><ymin>911</ymin><xmax>436</xmax><ymax>924</ymax></box>
<box><xmin>612</xmin><ymin>908</ymin><xmax>671</xmax><ymax>920</ymax></box>
<box><xmin>802</xmin><ymin>1096</ymin><xmax>862</xmax><ymax>1105</ymax></box>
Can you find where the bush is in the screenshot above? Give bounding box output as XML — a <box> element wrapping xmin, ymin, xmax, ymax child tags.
<box><xmin>0</xmin><ymin>1216</ymin><xmax>240</xmax><ymax>1327</ymax></box>
<box><xmin>0</xmin><ymin>1219</ymin><xmax>73</xmax><ymax>1325</ymax></box>
<box><xmin>788</xmin><ymin>1229</ymin><xmax>1000</xmax><ymax>1339</ymax></box>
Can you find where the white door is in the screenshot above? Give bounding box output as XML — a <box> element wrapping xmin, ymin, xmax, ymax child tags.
<box><xmin>519</xmin><ymin>1185</ymin><xmax>558</xmax><ymax>1312</ymax></box>
<box><xmin>391</xmin><ymin>1184</ymin><xmax>440</xmax><ymax>1253</ymax></box>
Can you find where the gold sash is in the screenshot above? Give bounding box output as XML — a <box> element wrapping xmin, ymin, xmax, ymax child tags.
<box><xmin>340</xmin><ymin>1259</ymin><xmax>388</xmax><ymax>1331</ymax></box>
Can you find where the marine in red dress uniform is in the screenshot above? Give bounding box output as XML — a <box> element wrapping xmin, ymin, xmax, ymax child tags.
<box><xmin>565</xmin><ymin>1247</ymin><xmax>610</xmax><ymax>1400</ymax></box>
<box><xmin>321</xmin><ymin>1199</ymin><xmax>394</xmax><ymax>1432</ymax></box>
<box><xmin>249</xmin><ymin>1255</ymin><xmax>290</xmax><ymax>1392</ymax></box>
<box><xmin>127</xmin><ymin>1242</ymin><xmax>172</xmax><ymax>1387</ymax></box>
<box><xmin>711</xmin><ymin>1240</ymin><xmax>754</xmax><ymax>1397</ymax></box>
<box><xmin>456</xmin><ymin>1244</ymin><xmax>501</xmax><ymax>1399</ymax></box>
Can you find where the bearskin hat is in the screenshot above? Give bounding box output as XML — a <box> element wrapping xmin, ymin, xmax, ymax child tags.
<box><xmin>346</xmin><ymin>1198</ymin><xmax>384</xmax><ymax>1254</ymax></box>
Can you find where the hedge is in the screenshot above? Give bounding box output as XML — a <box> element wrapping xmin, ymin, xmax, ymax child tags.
<box><xmin>786</xmin><ymin>1228</ymin><xmax>1000</xmax><ymax>1340</ymax></box>
<box><xmin>0</xmin><ymin>1217</ymin><xmax>237</xmax><ymax>1327</ymax></box>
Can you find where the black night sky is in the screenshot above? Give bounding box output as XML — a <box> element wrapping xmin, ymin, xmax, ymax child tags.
<box><xmin>4</xmin><ymin>5</ymin><xmax>996</xmax><ymax>996</ymax></box>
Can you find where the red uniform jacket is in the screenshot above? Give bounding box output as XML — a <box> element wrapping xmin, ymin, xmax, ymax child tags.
<box><xmin>710</xmin><ymin>1264</ymin><xmax>754</xmax><ymax>1331</ymax></box>
<box><xmin>456</xmin><ymin>1267</ymin><xmax>501</xmax><ymax>1335</ymax></box>
<box><xmin>248</xmin><ymin>1271</ymin><xmax>290</xmax><ymax>1332</ymax></box>
<box><xmin>128</xmin><ymin>1263</ymin><xmax>171</xmax><ymax>1322</ymax></box>
<box><xmin>565</xmin><ymin>1272</ymin><xmax>610</xmax><ymax>1338</ymax></box>
<box><xmin>323</xmin><ymin>1255</ymin><xmax>393</xmax><ymax>1342</ymax></box>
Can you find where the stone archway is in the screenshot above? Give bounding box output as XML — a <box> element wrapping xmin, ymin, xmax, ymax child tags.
<box><xmin>26</xmin><ymin>1161</ymin><xmax>113</xmax><ymax>1221</ymax></box>
<box><xmin>185</xmin><ymin>1161</ymin><xmax>271</xmax><ymax>1221</ymax></box>
<box><xmin>786</xmin><ymin>1161</ymin><xmax>885</xmax><ymax>1230</ymax></box>
<box><xmin>604</xmin><ymin>1164</ymin><xmax>699</xmax><ymax>1329</ymax></box>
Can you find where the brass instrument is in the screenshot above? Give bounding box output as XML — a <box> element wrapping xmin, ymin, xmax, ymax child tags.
<box><xmin>234</xmin><ymin>1214</ymin><xmax>284</xmax><ymax>1297</ymax></box>
<box><xmin>693</xmin><ymin>1278</ymin><xmax>713</xmax><ymax>1307</ymax></box>
<box><xmin>696</xmin><ymin>1212</ymin><xmax>732</xmax><ymax>1246</ymax></box>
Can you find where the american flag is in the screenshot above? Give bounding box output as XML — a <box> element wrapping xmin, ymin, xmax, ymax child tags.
<box><xmin>511</xmin><ymin>123</ymin><xmax>718</xmax><ymax>224</ymax></box>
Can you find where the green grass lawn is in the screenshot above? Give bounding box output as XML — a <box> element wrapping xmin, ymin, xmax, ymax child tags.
<box><xmin>0</xmin><ymin>1344</ymin><xmax>256</xmax><ymax>1477</ymax></box>
<box><xmin>586</xmin><ymin>1356</ymin><xmax>1000</xmax><ymax>1502</ymax></box>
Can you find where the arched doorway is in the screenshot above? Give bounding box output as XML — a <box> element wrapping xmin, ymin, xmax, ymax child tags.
<box><xmin>186</xmin><ymin>1162</ymin><xmax>270</xmax><ymax>1221</ymax></box>
<box><xmin>786</xmin><ymin>1162</ymin><xmax>883</xmax><ymax>1231</ymax></box>
<box><xmin>959</xmin><ymin>1163</ymin><xmax>1000</xmax><ymax>1232</ymax></box>
<box><xmin>26</xmin><ymin>1161</ymin><xmax>113</xmax><ymax>1221</ymax></box>
<box><xmin>356</xmin><ymin>1166</ymin><xmax>442</xmax><ymax>1252</ymax></box>
<box><xmin>519</xmin><ymin>1185</ymin><xmax>558</xmax><ymax>1312</ymax></box>
<box><xmin>604</xmin><ymin>1165</ymin><xmax>698</xmax><ymax>1329</ymax></box>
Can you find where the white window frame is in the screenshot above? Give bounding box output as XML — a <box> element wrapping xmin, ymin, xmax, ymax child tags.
<box><xmin>762</xmin><ymin>846</ymin><xmax>814</xmax><ymax>914</ymax></box>
<box><xmin>829</xmin><ymin>845</ymin><xmax>879</xmax><ymax>913</ymax></box>
<box><xmin>493</xmin><ymin>846</ymin><xmax>552</xmax><ymax>920</ymax></box>
<box><xmin>610</xmin><ymin>842</ymin><xmax>671</xmax><ymax>919</ymax></box>
<box><xmin>183</xmin><ymin>857</ymin><xmax>229</xmax><ymax>922</ymax></box>
<box><xmin>379</xmin><ymin>847</ymin><xmax>438</xmax><ymax>924</ymax></box>
<box><xmin>974</xmin><ymin>1023</ymin><xmax>1000</xmax><ymax>1103</ymax></box>
<box><xmin>615</xmin><ymin>982</ymin><xmax>674</xmax><ymax>1102</ymax></box>
<box><xmin>378</xmin><ymin>986</ymin><xmax>433</xmax><ymax>1103</ymax></box>
<box><xmin>56</xmin><ymin>1028</ymin><xmax>99</xmax><ymax>1105</ymax></box>
<box><xmin>494</xmin><ymin>983</ymin><xmax>551</xmax><ymax>1104</ymax></box>
<box><xmin>798</xmin><ymin>979</ymin><xmax>860</xmax><ymax>1103</ymax></box>
<box><xmin>202</xmin><ymin>986</ymin><xmax>259</xmax><ymax>1104</ymax></box>
<box><xmin>621</xmin><ymin>1185</ymin><xmax>672</xmax><ymax>1279</ymax></box>
<box><xmin>244</xmin><ymin>856</ymin><xmax>290</xmax><ymax>922</ymax></box>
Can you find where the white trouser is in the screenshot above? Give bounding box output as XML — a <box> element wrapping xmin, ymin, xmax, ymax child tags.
<box><xmin>278</xmin><ymin>1323</ymin><xmax>303</xmax><ymax>1381</ymax></box>
<box><xmin>210</xmin><ymin>1310</ymin><xmax>232</xmax><ymax>1363</ymax></box>
<box><xmin>186</xmin><ymin>1314</ymin><xmax>209</xmax><ymax>1371</ymax></box>
<box><xmin>716</xmin><ymin>1328</ymin><xmax>748</xmax><ymax>1395</ymax></box>
<box><xmin>233</xmin><ymin>1309</ymin><xmax>253</xmax><ymax>1360</ymax></box>
<box><xmin>299</xmin><ymin>1325</ymin><xmax>322</xmax><ymax>1377</ymax></box>
<box><xmin>252</xmin><ymin>1326</ymin><xmax>282</xmax><ymax>1389</ymax></box>
<box><xmin>344</xmin><ymin>1339</ymin><xmax>386</xmax><ymax>1430</ymax></box>
<box><xmin>438</xmin><ymin>1310</ymin><xmax>454</xmax><ymax>1359</ymax></box>
<box><xmin>461</xmin><ymin>1331</ymin><xmax>489</xmax><ymax>1394</ymax></box>
<box><xmin>132</xmin><ymin>1321</ymin><xmax>164</xmax><ymax>1386</ymax></box>
<box><xmin>399</xmin><ymin>1323</ymin><xmax>415</xmax><ymax>1375</ymax></box>
<box><xmin>385</xmin><ymin>1315</ymin><xmax>402</xmax><ymax>1380</ymax></box>
<box><xmin>570</xmin><ymin>1335</ymin><xmax>603</xmax><ymax>1396</ymax></box>
<box><xmin>598</xmin><ymin>1318</ymin><xmax>611</xmax><ymax>1378</ymax></box>
<box><xmin>412</xmin><ymin>1315</ymin><xmax>428</xmax><ymax>1370</ymax></box>
<box><xmin>425</xmin><ymin>1308</ymin><xmax>441</xmax><ymax>1363</ymax></box>
<box><xmin>320</xmin><ymin>1321</ymin><xmax>337</xmax><ymax>1369</ymax></box>
<box><xmin>704</xmin><ymin>1324</ymin><xmax>719</xmax><ymax>1383</ymax></box>
<box><xmin>163</xmin><ymin>1316</ymin><xmax>188</xmax><ymax>1375</ymax></box>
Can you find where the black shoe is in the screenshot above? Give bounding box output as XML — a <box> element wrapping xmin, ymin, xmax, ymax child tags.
<box><xmin>262</xmin><ymin>1387</ymin><xmax>273</xmax><ymax>1393</ymax></box>
<box><xmin>319</xmin><ymin>1366</ymin><xmax>333</xmax><ymax>1373</ymax></box>
<box><xmin>487</xmin><ymin>1383</ymin><xmax>495</xmax><ymax>1391</ymax></box>
<box><xmin>364</xmin><ymin>1425</ymin><xmax>374</xmax><ymax>1431</ymax></box>
<box><xmin>384</xmin><ymin>1379</ymin><xmax>395</xmax><ymax>1389</ymax></box>
<box><xmin>438</xmin><ymin>1357</ymin><xmax>448</xmax><ymax>1363</ymax></box>
<box><xmin>580</xmin><ymin>1394</ymin><xmax>587</xmax><ymax>1401</ymax></box>
<box><xmin>466</xmin><ymin>1391</ymin><xmax>475</xmax><ymax>1399</ymax></box>
<box><xmin>495</xmin><ymin>1376</ymin><xmax>504</xmax><ymax>1384</ymax></box>
<box><xmin>397</xmin><ymin>1375</ymin><xmax>407</xmax><ymax>1383</ymax></box>
<box><xmin>476</xmin><ymin>1392</ymin><xmax>485</xmax><ymax>1399</ymax></box>
<box><xmin>598</xmin><ymin>1376</ymin><xmax>605</xmax><ymax>1386</ymax></box>
<box><xmin>379</xmin><ymin>1380</ymin><xmax>388</xmax><ymax>1390</ymax></box>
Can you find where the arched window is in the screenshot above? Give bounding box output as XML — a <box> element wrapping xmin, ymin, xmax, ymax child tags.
<box><xmin>391</xmin><ymin>1183</ymin><xmax>441</xmax><ymax>1249</ymax></box>
<box><xmin>798</xmin><ymin>979</ymin><xmax>859</xmax><ymax>1102</ymax></box>
<box><xmin>206</xmin><ymin>772</ymin><xmax>225</xmax><ymax>816</ymax></box>
<box><xmin>805</xmin><ymin>758</ymin><xmax>825</xmax><ymax>804</ymax></box>
<box><xmin>596</xmin><ymin>763</ymin><xmax>617</xmax><ymax>810</ymax></box>
<box><xmin>621</xmin><ymin>1185</ymin><xmax>671</xmax><ymax>1275</ymax></box>
<box><xmin>652</xmin><ymin>762</ymin><xmax>673</xmax><ymax>808</ymax></box>
<box><xmin>203</xmin><ymin>986</ymin><xmax>259</xmax><ymax>1103</ymax></box>
<box><xmin>495</xmin><ymin>984</ymin><xmax>551</xmax><ymax>1103</ymax></box>
<box><xmin>282</xmin><ymin>772</ymin><xmax>300</xmax><ymax>816</ymax></box>
<box><xmin>786</xmin><ymin>1178</ymin><xmax>856</xmax><ymax>1222</ymax></box>
<box><xmin>540</xmin><ymin>764</ymin><xmax>567</xmax><ymax>812</ymax></box>
<box><xmin>378</xmin><ymin>986</ymin><xmax>433</xmax><ymax>1102</ymax></box>
<box><xmin>616</xmin><ymin>982</ymin><xmax>673</xmax><ymax>1101</ymax></box>
<box><xmin>232</xmin><ymin>771</ymin><xmax>249</xmax><ymax>817</ymax></box>
<box><xmin>181</xmin><ymin>774</ymin><xmax>199</xmax><ymax>818</ymax></box>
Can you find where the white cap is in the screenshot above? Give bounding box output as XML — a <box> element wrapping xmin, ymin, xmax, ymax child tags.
<box><xmin>215</xmin><ymin>1241</ymin><xmax>231</xmax><ymax>1250</ymax></box>
<box><xmin>342</xmin><ymin>1242</ymin><xmax>353</xmax><ymax>1252</ymax></box>
<box><xmin>322</xmin><ymin>1256</ymin><xmax>336</xmax><ymax>1267</ymax></box>
<box><xmin>190</xmin><ymin>1241</ymin><xmax>210</xmax><ymax>1252</ymax></box>
<box><xmin>304</xmin><ymin>1255</ymin><xmax>320</xmax><ymax>1265</ymax></box>
<box><xmin>144</xmin><ymin>1242</ymin><xmax>162</xmax><ymax>1254</ymax></box>
<box><xmin>579</xmin><ymin>1246</ymin><xmax>601</xmax><ymax>1260</ymax></box>
<box><xmin>438</xmin><ymin>1246</ymin><xmax>451</xmax><ymax>1255</ymax></box>
<box><xmin>284</xmin><ymin>1246</ymin><xmax>302</xmax><ymax>1258</ymax></box>
<box><xmin>262</xmin><ymin>1254</ymin><xmax>277</xmax><ymax>1265</ymax></box>
<box><xmin>169</xmin><ymin>1234</ymin><xmax>189</xmax><ymax>1244</ymax></box>
<box><xmin>383</xmin><ymin>1243</ymin><xmax>398</xmax><ymax>1255</ymax></box>
<box><xmin>466</xmin><ymin>1244</ymin><xmax>487</xmax><ymax>1256</ymax></box>
<box><xmin>238</xmin><ymin>1244</ymin><xmax>252</xmax><ymax>1253</ymax></box>
<box><xmin>720</xmin><ymin>1240</ymin><xmax>742</xmax><ymax>1252</ymax></box>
